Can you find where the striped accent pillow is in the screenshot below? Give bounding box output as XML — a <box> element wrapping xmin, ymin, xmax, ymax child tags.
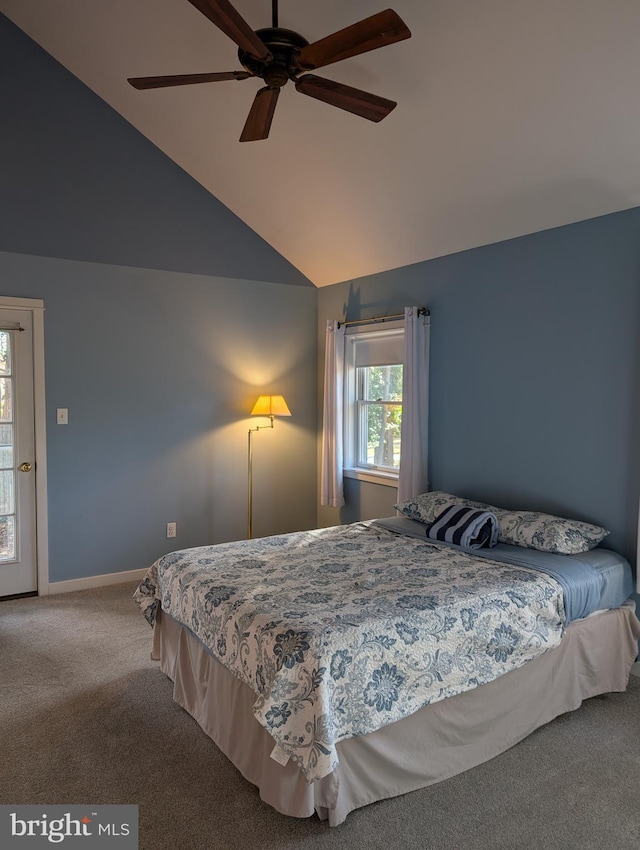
<box><xmin>427</xmin><ymin>505</ymin><xmax>499</xmax><ymax>549</ymax></box>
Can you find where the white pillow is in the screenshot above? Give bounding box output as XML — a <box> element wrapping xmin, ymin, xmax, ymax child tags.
<box><xmin>394</xmin><ymin>491</ymin><xmax>609</xmax><ymax>555</ymax></box>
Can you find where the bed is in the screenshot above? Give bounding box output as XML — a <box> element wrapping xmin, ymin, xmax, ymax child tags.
<box><xmin>134</xmin><ymin>494</ymin><xmax>640</xmax><ymax>826</ymax></box>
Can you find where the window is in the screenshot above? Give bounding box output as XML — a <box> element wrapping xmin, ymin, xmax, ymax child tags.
<box><xmin>344</xmin><ymin>323</ymin><xmax>404</xmax><ymax>486</ymax></box>
<box><xmin>322</xmin><ymin>308</ymin><xmax>429</xmax><ymax>507</ymax></box>
<box><xmin>0</xmin><ymin>331</ymin><xmax>15</xmax><ymax>560</ymax></box>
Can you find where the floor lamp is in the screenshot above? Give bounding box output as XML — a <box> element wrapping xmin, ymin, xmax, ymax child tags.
<box><xmin>248</xmin><ymin>394</ymin><xmax>291</xmax><ymax>539</ymax></box>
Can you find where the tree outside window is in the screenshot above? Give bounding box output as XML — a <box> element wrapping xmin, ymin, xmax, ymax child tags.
<box><xmin>357</xmin><ymin>363</ymin><xmax>403</xmax><ymax>470</ymax></box>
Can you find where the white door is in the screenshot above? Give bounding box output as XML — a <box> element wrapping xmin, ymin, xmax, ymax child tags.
<box><xmin>0</xmin><ymin>308</ymin><xmax>37</xmax><ymax>596</ymax></box>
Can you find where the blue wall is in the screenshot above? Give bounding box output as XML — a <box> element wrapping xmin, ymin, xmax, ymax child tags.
<box><xmin>1</xmin><ymin>253</ymin><xmax>317</xmax><ymax>582</ymax></box>
<box><xmin>1</xmin><ymin>14</ymin><xmax>317</xmax><ymax>584</ymax></box>
<box><xmin>0</xmin><ymin>14</ymin><xmax>311</xmax><ymax>288</ymax></box>
<box><xmin>318</xmin><ymin>209</ymin><xmax>640</xmax><ymax>572</ymax></box>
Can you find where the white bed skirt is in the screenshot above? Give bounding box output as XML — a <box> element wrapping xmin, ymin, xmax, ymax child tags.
<box><xmin>152</xmin><ymin>602</ymin><xmax>640</xmax><ymax>826</ymax></box>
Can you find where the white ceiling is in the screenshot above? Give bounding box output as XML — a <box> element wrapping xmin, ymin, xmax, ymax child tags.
<box><xmin>3</xmin><ymin>0</ymin><xmax>640</xmax><ymax>287</ymax></box>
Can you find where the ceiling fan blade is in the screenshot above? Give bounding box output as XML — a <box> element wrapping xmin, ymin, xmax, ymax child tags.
<box><xmin>128</xmin><ymin>71</ymin><xmax>252</xmax><ymax>90</ymax></box>
<box><xmin>295</xmin><ymin>9</ymin><xmax>411</xmax><ymax>72</ymax></box>
<box><xmin>240</xmin><ymin>87</ymin><xmax>280</xmax><ymax>142</ymax></box>
<box><xmin>187</xmin><ymin>0</ymin><xmax>272</xmax><ymax>62</ymax></box>
<box><xmin>295</xmin><ymin>74</ymin><xmax>396</xmax><ymax>122</ymax></box>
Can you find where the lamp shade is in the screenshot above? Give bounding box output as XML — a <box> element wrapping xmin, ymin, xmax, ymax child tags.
<box><xmin>250</xmin><ymin>394</ymin><xmax>291</xmax><ymax>417</ymax></box>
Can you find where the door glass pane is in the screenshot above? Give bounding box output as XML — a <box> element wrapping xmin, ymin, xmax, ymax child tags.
<box><xmin>0</xmin><ymin>470</ymin><xmax>15</xmax><ymax>514</ymax></box>
<box><xmin>0</xmin><ymin>516</ymin><xmax>15</xmax><ymax>560</ymax></box>
<box><xmin>0</xmin><ymin>331</ymin><xmax>16</xmax><ymax>562</ymax></box>
<box><xmin>0</xmin><ymin>332</ymin><xmax>10</xmax><ymax>376</ymax></box>
<box><xmin>0</xmin><ymin>423</ymin><xmax>13</xmax><ymax>470</ymax></box>
<box><xmin>0</xmin><ymin>377</ymin><xmax>12</xmax><ymax>422</ymax></box>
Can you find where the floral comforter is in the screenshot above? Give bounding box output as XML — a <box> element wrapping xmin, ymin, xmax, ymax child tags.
<box><xmin>134</xmin><ymin>521</ymin><xmax>565</xmax><ymax>782</ymax></box>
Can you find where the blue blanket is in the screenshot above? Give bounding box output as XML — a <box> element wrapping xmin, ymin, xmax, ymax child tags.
<box><xmin>427</xmin><ymin>504</ymin><xmax>499</xmax><ymax>549</ymax></box>
<box><xmin>378</xmin><ymin>516</ymin><xmax>609</xmax><ymax>624</ymax></box>
<box><xmin>468</xmin><ymin>544</ymin><xmax>605</xmax><ymax>624</ymax></box>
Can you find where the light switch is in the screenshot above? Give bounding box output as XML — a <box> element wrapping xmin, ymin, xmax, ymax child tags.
<box><xmin>57</xmin><ymin>408</ymin><xmax>69</xmax><ymax>425</ymax></box>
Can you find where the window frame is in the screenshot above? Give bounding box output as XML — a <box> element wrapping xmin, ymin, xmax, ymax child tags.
<box><xmin>343</xmin><ymin>321</ymin><xmax>404</xmax><ymax>488</ymax></box>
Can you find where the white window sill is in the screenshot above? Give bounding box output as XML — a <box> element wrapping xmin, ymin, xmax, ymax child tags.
<box><xmin>343</xmin><ymin>468</ymin><xmax>399</xmax><ymax>489</ymax></box>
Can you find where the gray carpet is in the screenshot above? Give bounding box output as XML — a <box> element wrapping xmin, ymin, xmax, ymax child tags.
<box><xmin>1</xmin><ymin>583</ymin><xmax>639</xmax><ymax>850</ymax></box>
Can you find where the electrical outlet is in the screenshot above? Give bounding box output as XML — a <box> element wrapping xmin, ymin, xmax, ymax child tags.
<box><xmin>166</xmin><ymin>522</ymin><xmax>177</xmax><ymax>538</ymax></box>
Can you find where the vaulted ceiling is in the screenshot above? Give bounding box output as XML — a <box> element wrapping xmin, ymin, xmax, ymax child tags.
<box><xmin>3</xmin><ymin>0</ymin><xmax>640</xmax><ymax>287</ymax></box>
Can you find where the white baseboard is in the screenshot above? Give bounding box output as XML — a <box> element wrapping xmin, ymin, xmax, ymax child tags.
<box><xmin>47</xmin><ymin>568</ymin><xmax>148</xmax><ymax>595</ymax></box>
<box><xmin>631</xmin><ymin>661</ymin><xmax>640</xmax><ymax>678</ymax></box>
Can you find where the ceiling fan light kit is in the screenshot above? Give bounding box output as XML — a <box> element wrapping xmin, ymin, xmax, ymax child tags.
<box><xmin>127</xmin><ymin>1</ymin><xmax>411</xmax><ymax>142</ymax></box>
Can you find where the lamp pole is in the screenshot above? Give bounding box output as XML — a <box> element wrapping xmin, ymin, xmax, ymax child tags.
<box><xmin>247</xmin><ymin>415</ymin><xmax>274</xmax><ymax>539</ymax></box>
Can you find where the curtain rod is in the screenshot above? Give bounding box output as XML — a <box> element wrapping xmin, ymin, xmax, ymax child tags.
<box><xmin>338</xmin><ymin>307</ymin><xmax>428</xmax><ymax>328</ymax></box>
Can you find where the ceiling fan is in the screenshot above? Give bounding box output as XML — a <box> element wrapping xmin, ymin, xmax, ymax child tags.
<box><xmin>127</xmin><ymin>0</ymin><xmax>411</xmax><ymax>141</ymax></box>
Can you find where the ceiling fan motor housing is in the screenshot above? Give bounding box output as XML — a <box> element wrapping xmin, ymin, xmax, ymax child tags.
<box><xmin>239</xmin><ymin>28</ymin><xmax>309</xmax><ymax>88</ymax></box>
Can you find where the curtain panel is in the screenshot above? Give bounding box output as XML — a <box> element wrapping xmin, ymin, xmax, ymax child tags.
<box><xmin>320</xmin><ymin>320</ymin><xmax>346</xmax><ymax>507</ymax></box>
<box><xmin>398</xmin><ymin>307</ymin><xmax>431</xmax><ymax>502</ymax></box>
<box><xmin>637</xmin><ymin>499</ymin><xmax>640</xmax><ymax>593</ymax></box>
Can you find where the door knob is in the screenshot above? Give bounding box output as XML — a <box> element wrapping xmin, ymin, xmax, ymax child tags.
<box><xmin>19</xmin><ymin>462</ymin><xmax>33</xmax><ymax>473</ymax></box>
